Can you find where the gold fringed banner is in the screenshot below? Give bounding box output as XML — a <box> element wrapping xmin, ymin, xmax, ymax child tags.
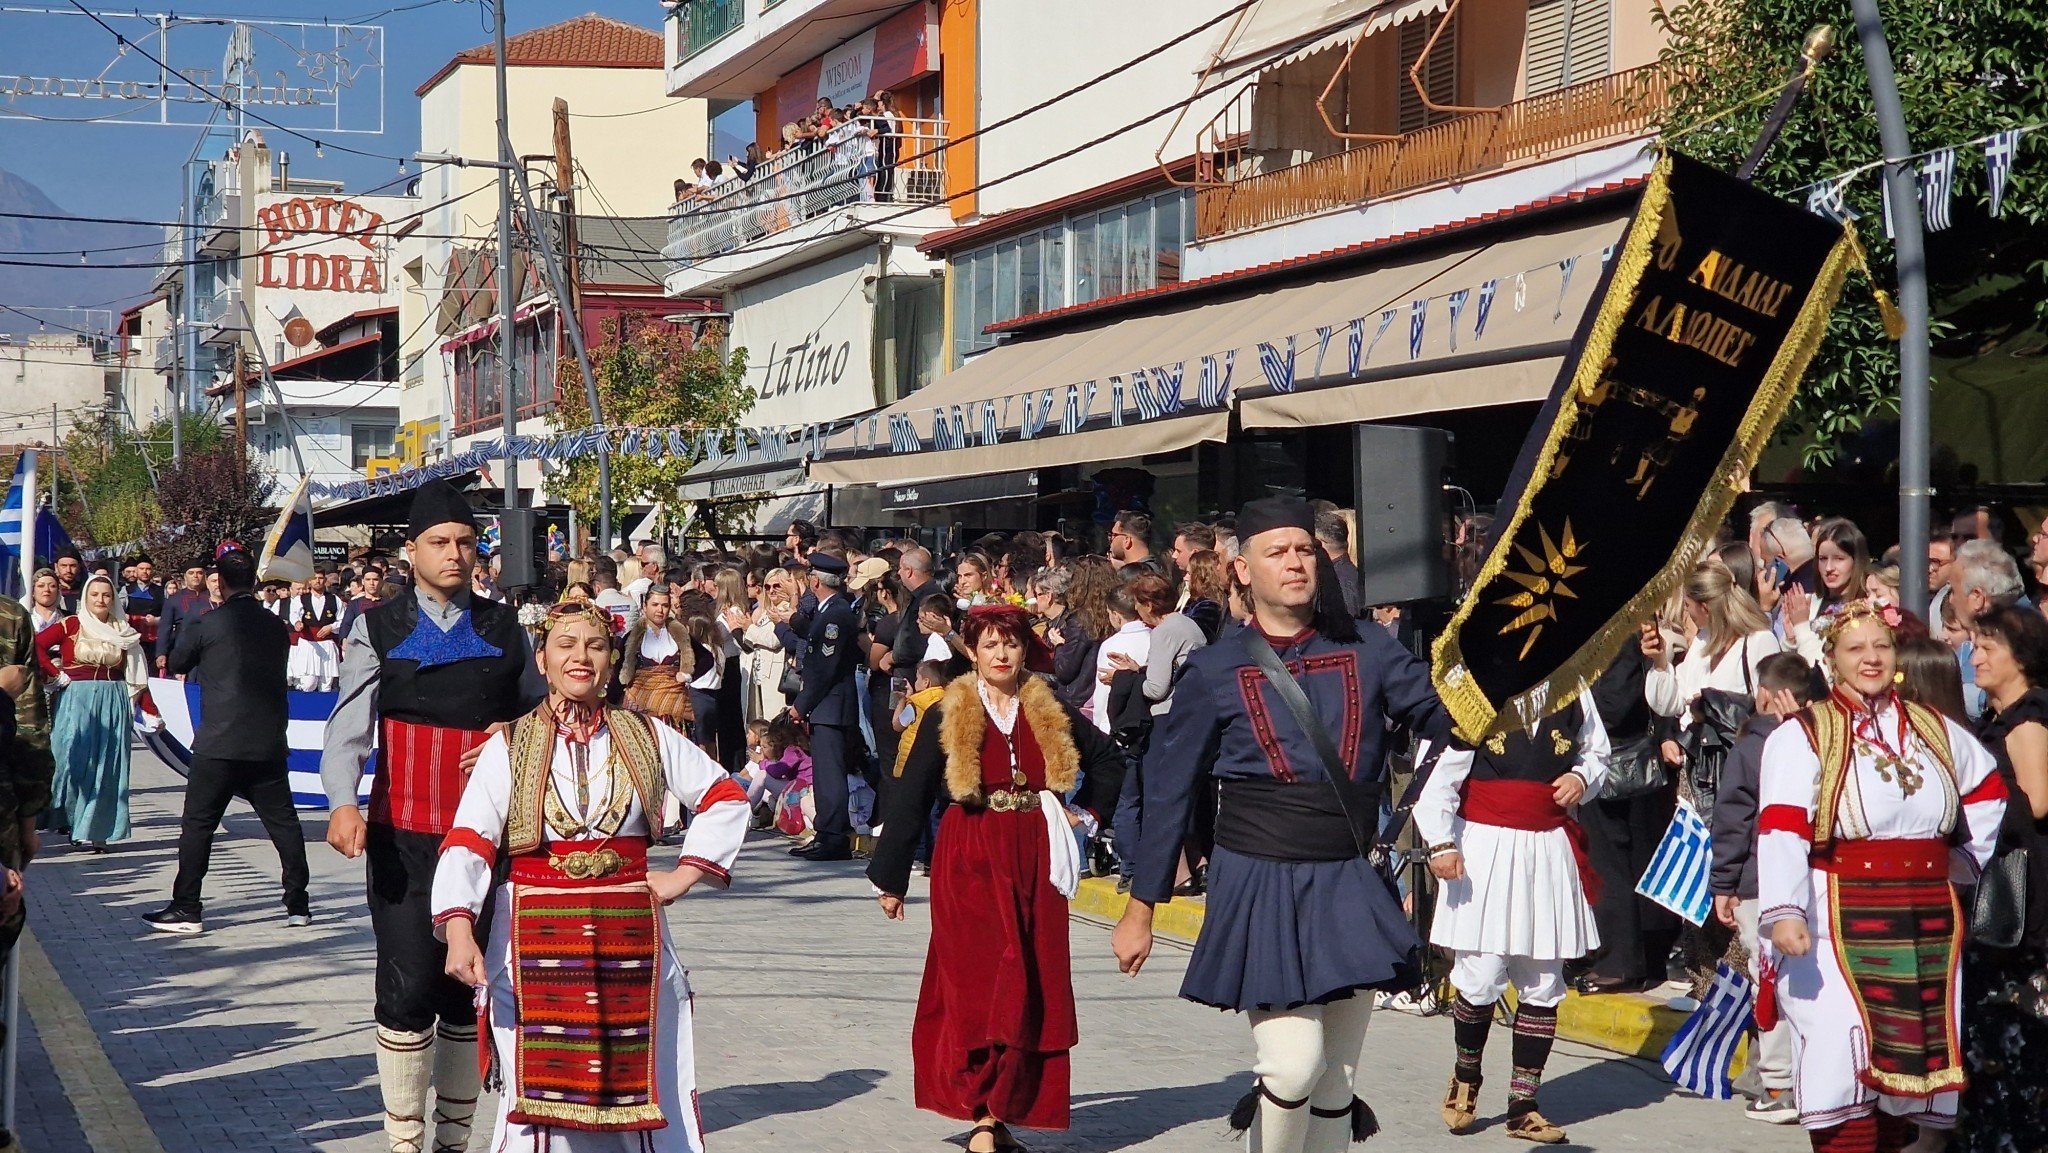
<box><xmin>1431</xmin><ymin>150</ymin><xmax>1855</xmax><ymax>742</ymax></box>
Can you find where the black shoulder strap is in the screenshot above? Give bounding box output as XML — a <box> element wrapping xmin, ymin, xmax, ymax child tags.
<box><xmin>1240</xmin><ymin>629</ymin><xmax>1372</xmax><ymax>859</ymax></box>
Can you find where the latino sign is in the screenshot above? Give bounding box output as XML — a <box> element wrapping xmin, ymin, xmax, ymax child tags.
<box><xmin>256</xmin><ymin>196</ymin><xmax>387</xmax><ymax>294</ymax></box>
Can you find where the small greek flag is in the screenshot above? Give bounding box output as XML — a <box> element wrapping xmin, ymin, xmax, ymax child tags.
<box><xmin>1920</xmin><ymin>147</ymin><xmax>1956</xmax><ymax>232</ymax></box>
<box><xmin>1636</xmin><ymin>800</ymin><xmax>1713</xmax><ymax>925</ymax></box>
<box><xmin>1475</xmin><ymin>279</ymin><xmax>1497</xmax><ymax>341</ymax></box>
<box><xmin>1660</xmin><ymin>963</ymin><xmax>1755</xmax><ymax>1100</ymax></box>
<box><xmin>1447</xmin><ymin>289</ymin><xmax>1470</xmax><ymax>352</ymax></box>
<box><xmin>1987</xmin><ymin>129</ymin><xmax>2022</xmax><ymax>218</ymax></box>
<box><xmin>1555</xmin><ymin>256</ymin><xmax>1579</xmax><ymax>320</ymax></box>
<box><xmin>1407</xmin><ymin>299</ymin><xmax>1427</xmax><ymax>360</ymax></box>
<box><xmin>0</xmin><ymin>453</ymin><xmax>25</xmax><ymax>560</ymax></box>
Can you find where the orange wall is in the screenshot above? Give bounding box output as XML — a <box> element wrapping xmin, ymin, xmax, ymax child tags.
<box><xmin>940</xmin><ymin>0</ymin><xmax>977</xmax><ymax>220</ymax></box>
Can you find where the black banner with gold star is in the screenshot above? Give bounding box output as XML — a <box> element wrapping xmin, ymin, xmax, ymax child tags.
<box><xmin>1431</xmin><ymin>151</ymin><xmax>1854</xmax><ymax>742</ymax></box>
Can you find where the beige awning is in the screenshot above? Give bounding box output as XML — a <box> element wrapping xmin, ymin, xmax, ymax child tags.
<box><xmin>1236</xmin><ymin>208</ymin><xmax>1631</xmax><ymax>429</ymax></box>
<box><xmin>809</xmin><ymin>203</ymin><xmax>1631</xmax><ymax>487</ymax></box>
<box><xmin>1206</xmin><ymin>0</ymin><xmax>1449</xmax><ymax>85</ymax></box>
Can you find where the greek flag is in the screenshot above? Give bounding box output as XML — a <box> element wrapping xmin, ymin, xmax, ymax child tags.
<box><xmin>1636</xmin><ymin>800</ymin><xmax>1713</xmax><ymax>925</ymax></box>
<box><xmin>1987</xmin><ymin>129</ymin><xmax>2022</xmax><ymax>218</ymax></box>
<box><xmin>258</xmin><ymin>474</ymin><xmax>317</xmax><ymax>584</ymax></box>
<box><xmin>1660</xmin><ymin>963</ymin><xmax>1754</xmax><ymax>1100</ymax></box>
<box><xmin>1920</xmin><ymin>147</ymin><xmax>1956</xmax><ymax>232</ymax></box>
<box><xmin>0</xmin><ymin>454</ymin><xmax>24</xmax><ymax>560</ymax></box>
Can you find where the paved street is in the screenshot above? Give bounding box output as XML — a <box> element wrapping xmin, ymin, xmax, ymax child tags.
<box><xmin>14</xmin><ymin>747</ymin><xmax>1805</xmax><ymax>1152</ymax></box>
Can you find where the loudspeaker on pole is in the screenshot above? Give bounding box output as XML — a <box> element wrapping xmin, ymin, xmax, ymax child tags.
<box><xmin>1353</xmin><ymin>425</ymin><xmax>1453</xmax><ymax>605</ymax></box>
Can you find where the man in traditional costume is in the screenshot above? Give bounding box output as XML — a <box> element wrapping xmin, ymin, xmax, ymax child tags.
<box><xmin>1758</xmin><ymin>600</ymin><xmax>2006</xmax><ymax>1152</ymax></box>
<box><xmin>289</xmin><ymin>568</ymin><xmax>345</xmax><ymax>692</ymax></box>
<box><xmin>321</xmin><ymin>481</ymin><xmax>545</xmax><ymax>1153</ymax></box>
<box><xmin>1114</xmin><ymin>496</ymin><xmax>1449</xmax><ymax>1153</ymax></box>
<box><xmin>1414</xmin><ymin>696</ymin><xmax>1608</xmax><ymax>1144</ymax></box>
<box><xmin>435</xmin><ymin>601</ymin><xmax>749</xmax><ymax>1151</ymax></box>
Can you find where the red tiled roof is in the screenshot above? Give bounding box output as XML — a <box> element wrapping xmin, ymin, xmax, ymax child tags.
<box><xmin>986</xmin><ymin>179</ymin><xmax>1646</xmax><ymax>337</ymax></box>
<box><xmin>417</xmin><ymin>13</ymin><xmax>663</xmax><ymax>96</ymax></box>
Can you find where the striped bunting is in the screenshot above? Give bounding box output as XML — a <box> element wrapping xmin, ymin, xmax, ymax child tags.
<box><xmin>1660</xmin><ymin>963</ymin><xmax>1754</xmax><ymax>1100</ymax></box>
<box><xmin>1635</xmin><ymin>800</ymin><xmax>1713</xmax><ymax>925</ymax></box>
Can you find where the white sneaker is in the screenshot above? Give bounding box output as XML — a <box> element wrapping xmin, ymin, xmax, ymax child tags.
<box><xmin>1743</xmin><ymin>1090</ymin><xmax>1798</xmax><ymax>1124</ymax></box>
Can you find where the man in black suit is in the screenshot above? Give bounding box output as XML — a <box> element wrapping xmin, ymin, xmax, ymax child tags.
<box><xmin>787</xmin><ymin>551</ymin><xmax>861</xmax><ymax>862</ymax></box>
<box><xmin>145</xmin><ymin>547</ymin><xmax>309</xmax><ymax>934</ymax></box>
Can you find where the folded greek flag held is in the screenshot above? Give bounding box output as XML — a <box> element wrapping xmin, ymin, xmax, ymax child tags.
<box><xmin>0</xmin><ymin>453</ymin><xmax>26</xmax><ymax>560</ymax></box>
<box><xmin>1661</xmin><ymin>962</ymin><xmax>1754</xmax><ymax>1100</ymax></box>
<box><xmin>1636</xmin><ymin>799</ymin><xmax>1713</xmax><ymax>925</ymax></box>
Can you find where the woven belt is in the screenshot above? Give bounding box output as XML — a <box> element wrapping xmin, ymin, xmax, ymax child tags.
<box><xmin>982</xmin><ymin>788</ymin><xmax>1040</xmax><ymax>814</ymax></box>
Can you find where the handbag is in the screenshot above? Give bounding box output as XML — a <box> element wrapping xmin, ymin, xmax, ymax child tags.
<box><xmin>1971</xmin><ymin>845</ymin><xmax>2030</xmax><ymax>951</ymax></box>
<box><xmin>1678</xmin><ymin>638</ymin><xmax>1754</xmax><ymax>810</ymax></box>
<box><xmin>778</xmin><ymin>662</ymin><xmax>804</xmax><ymax>699</ymax></box>
<box><xmin>1602</xmin><ymin>732</ymin><xmax>1669</xmax><ymax>800</ymax></box>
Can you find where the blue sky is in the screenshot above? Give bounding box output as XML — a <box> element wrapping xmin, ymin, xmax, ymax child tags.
<box><xmin>0</xmin><ymin>1</ymin><xmax>751</xmax><ymax>223</ymax></box>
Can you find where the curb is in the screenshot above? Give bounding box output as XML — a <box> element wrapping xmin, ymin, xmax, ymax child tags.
<box><xmin>1067</xmin><ymin>876</ymin><xmax>1741</xmax><ymax>1071</ymax></box>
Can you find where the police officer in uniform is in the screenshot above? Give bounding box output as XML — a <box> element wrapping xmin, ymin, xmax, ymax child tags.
<box><xmin>786</xmin><ymin>551</ymin><xmax>860</xmax><ymax>861</ymax></box>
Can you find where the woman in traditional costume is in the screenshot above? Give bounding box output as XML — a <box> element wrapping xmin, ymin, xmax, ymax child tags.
<box><xmin>36</xmin><ymin>573</ymin><xmax>146</xmax><ymax>851</ymax></box>
<box><xmin>1757</xmin><ymin>600</ymin><xmax>2008</xmax><ymax>1151</ymax></box>
<box><xmin>434</xmin><ymin>601</ymin><xmax>750</xmax><ymax>1151</ymax></box>
<box><xmin>620</xmin><ymin>586</ymin><xmax>696</xmax><ymax>731</ymax></box>
<box><xmin>868</xmin><ymin>605</ymin><xmax>1125</xmax><ymax>1153</ymax></box>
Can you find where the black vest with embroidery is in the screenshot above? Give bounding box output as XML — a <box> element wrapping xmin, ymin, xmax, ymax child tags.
<box><xmin>1468</xmin><ymin>702</ymin><xmax>1584</xmax><ymax>784</ymax></box>
<box><xmin>365</xmin><ymin>594</ymin><xmax>529</xmax><ymax>730</ymax></box>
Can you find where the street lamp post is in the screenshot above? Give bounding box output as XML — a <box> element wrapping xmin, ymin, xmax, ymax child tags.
<box><xmin>1849</xmin><ymin>0</ymin><xmax>1933</xmax><ymax>614</ymax></box>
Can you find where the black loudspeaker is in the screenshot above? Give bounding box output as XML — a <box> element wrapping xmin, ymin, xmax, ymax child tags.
<box><xmin>497</xmin><ymin>506</ymin><xmax>538</xmax><ymax>591</ymax></box>
<box><xmin>1353</xmin><ymin>425</ymin><xmax>1452</xmax><ymax>605</ymax></box>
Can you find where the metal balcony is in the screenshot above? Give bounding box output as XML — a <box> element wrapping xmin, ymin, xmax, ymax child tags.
<box><xmin>674</xmin><ymin>0</ymin><xmax>744</xmax><ymax>60</ymax></box>
<box><xmin>664</xmin><ymin>119</ymin><xmax>947</xmax><ymax>267</ymax></box>
<box><xmin>153</xmin><ymin>333</ymin><xmax>177</xmax><ymax>372</ymax></box>
<box><xmin>200</xmin><ymin>287</ymin><xmax>242</xmax><ymax>345</ymax></box>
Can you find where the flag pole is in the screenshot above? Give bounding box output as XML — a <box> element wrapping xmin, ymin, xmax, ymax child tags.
<box><xmin>17</xmin><ymin>450</ymin><xmax>35</xmax><ymax>595</ymax></box>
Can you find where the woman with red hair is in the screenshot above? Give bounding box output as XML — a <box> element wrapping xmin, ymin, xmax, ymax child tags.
<box><xmin>868</xmin><ymin>605</ymin><xmax>1126</xmax><ymax>1153</ymax></box>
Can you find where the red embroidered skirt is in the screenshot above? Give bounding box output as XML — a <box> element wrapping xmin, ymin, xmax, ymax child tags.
<box><xmin>913</xmin><ymin>804</ymin><xmax>1075</xmax><ymax>1130</ymax></box>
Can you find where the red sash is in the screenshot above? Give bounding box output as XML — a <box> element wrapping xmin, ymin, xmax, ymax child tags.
<box><xmin>369</xmin><ymin>719</ymin><xmax>492</xmax><ymax>834</ymax></box>
<box><xmin>1459</xmin><ymin>777</ymin><xmax>1602</xmax><ymax>902</ymax></box>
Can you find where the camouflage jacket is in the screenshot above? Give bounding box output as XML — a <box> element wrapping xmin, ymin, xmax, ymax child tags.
<box><xmin>0</xmin><ymin>596</ymin><xmax>52</xmax><ymax>821</ymax></box>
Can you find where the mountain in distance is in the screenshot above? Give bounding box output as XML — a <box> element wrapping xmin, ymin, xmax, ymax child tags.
<box><xmin>0</xmin><ymin>167</ymin><xmax>157</xmax><ymax>337</ymax></box>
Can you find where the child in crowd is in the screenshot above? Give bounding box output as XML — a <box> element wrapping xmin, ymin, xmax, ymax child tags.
<box><xmin>755</xmin><ymin>714</ymin><xmax>814</xmax><ymax>840</ymax></box>
<box><xmin>893</xmin><ymin>660</ymin><xmax>953</xmax><ymax>876</ymax></box>
<box><xmin>1710</xmin><ymin>651</ymin><xmax>1826</xmax><ymax>1125</ymax></box>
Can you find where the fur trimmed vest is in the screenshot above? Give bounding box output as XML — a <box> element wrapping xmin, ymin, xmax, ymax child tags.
<box><xmin>936</xmin><ymin>675</ymin><xmax>1080</xmax><ymax>804</ymax></box>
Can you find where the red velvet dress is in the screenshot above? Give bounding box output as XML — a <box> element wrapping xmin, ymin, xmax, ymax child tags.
<box><xmin>911</xmin><ymin>715</ymin><xmax>1076</xmax><ymax>1130</ymax></box>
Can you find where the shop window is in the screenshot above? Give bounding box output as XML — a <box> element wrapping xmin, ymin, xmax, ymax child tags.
<box><xmin>351</xmin><ymin>422</ymin><xmax>397</xmax><ymax>469</ymax></box>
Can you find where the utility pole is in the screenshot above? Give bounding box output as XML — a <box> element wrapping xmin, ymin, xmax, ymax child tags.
<box><xmin>494</xmin><ymin>0</ymin><xmax>520</xmax><ymax>517</ymax></box>
<box><xmin>552</xmin><ymin>98</ymin><xmax>582</xmax><ymax>318</ymax></box>
<box><xmin>1849</xmin><ymin>0</ymin><xmax>1932</xmax><ymax>614</ymax></box>
<box><xmin>233</xmin><ymin>339</ymin><xmax>248</xmax><ymax>487</ymax></box>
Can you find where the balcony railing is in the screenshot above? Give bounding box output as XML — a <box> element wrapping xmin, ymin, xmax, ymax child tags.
<box><xmin>1195</xmin><ymin>65</ymin><xmax>1671</xmax><ymax>239</ymax></box>
<box><xmin>674</xmin><ymin>0</ymin><xmax>744</xmax><ymax>60</ymax></box>
<box><xmin>201</xmin><ymin>286</ymin><xmax>241</xmax><ymax>342</ymax></box>
<box><xmin>665</xmin><ymin>118</ymin><xmax>947</xmax><ymax>267</ymax></box>
<box><xmin>154</xmin><ymin>334</ymin><xmax>177</xmax><ymax>372</ymax></box>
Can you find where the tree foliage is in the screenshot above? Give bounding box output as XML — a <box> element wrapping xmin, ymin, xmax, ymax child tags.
<box><xmin>553</xmin><ymin>316</ymin><xmax>754</xmax><ymax>541</ymax></box>
<box><xmin>48</xmin><ymin>410</ymin><xmax>223</xmax><ymax>551</ymax></box>
<box><xmin>143</xmin><ymin>443</ymin><xmax>275</xmax><ymax>570</ymax></box>
<box><xmin>1656</xmin><ymin>0</ymin><xmax>2048</xmax><ymax>468</ymax></box>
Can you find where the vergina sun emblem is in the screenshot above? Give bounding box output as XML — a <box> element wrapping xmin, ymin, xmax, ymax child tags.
<box><xmin>1492</xmin><ymin>520</ymin><xmax>1587</xmax><ymax>660</ymax></box>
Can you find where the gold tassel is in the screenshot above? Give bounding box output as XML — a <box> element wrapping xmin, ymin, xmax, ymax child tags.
<box><xmin>1874</xmin><ymin>288</ymin><xmax>1906</xmax><ymax>340</ymax></box>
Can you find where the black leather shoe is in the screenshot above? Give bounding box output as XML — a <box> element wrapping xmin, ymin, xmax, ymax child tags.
<box><xmin>794</xmin><ymin>842</ymin><xmax>853</xmax><ymax>861</ymax></box>
<box><xmin>1573</xmin><ymin>973</ymin><xmax>1649</xmax><ymax>996</ymax></box>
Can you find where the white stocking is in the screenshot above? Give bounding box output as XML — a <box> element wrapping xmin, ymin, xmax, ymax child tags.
<box><xmin>1306</xmin><ymin>995</ymin><xmax>1374</xmax><ymax>1152</ymax></box>
<box><xmin>1248</xmin><ymin>1007</ymin><xmax>1324</xmax><ymax>1153</ymax></box>
<box><xmin>376</xmin><ymin>1026</ymin><xmax>434</xmax><ymax>1153</ymax></box>
<box><xmin>432</xmin><ymin>1021</ymin><xmax>481</xmax><ymax>1153</ymax></box>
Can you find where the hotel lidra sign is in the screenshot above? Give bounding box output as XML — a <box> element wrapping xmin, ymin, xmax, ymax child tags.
<box><xmin>256</xmin><ymin>195</ymin><xmax>387</xmax><ymax>294</ymax></box>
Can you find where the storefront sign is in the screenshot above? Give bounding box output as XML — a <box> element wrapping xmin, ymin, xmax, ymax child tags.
<box><xmin>773</xmin><ymin>2</ymin><xmax>937</xmax><ymax>127</ymax></box>
<box><xmin>256</xmin><ymin>194</ymin><xmax>387</xmax><ymax>293</ymax></box>
<box><xmin>884</xmin><ymin>470</ymin><xmax>1037</xmax><ymax>510</ymax></box>
<box><xmin>1431</xmin><ymin>152</ymin><xmax>1854</xmax><ymax>742</ymax></box>
<box><xmin>728</xmin><ymin>247</ymin><xmax>877</xmax><ymax>426</ymax></box>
